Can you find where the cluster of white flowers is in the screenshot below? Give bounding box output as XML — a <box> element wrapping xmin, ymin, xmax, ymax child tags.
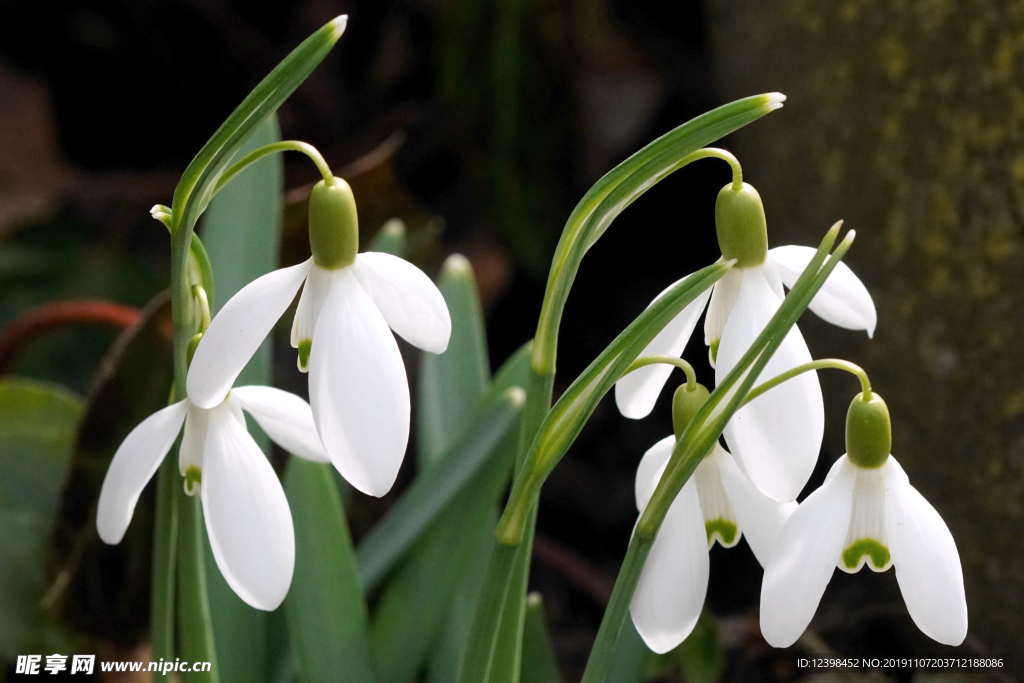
<box><xmin>97</xmin><ymin>178</ymin><xmax>452</xmax><ymax>610</ymax></box>
<box><xmin>616</xmin><ymin>187</ymin><xmax>967</xmax><ymax>653</ymax></box>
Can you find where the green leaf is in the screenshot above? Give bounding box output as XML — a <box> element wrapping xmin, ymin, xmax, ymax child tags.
<box><xmin>199</xmin><ymin>114</ymin><xmax>283</xmax><ymax>683</ymax></box>
<box><xmin>0</xmin><ymin>379</ymin><xmax>82</xmax><ymax>657</ymax></box>
<box><xmin>177</xmin><ymin>495</ymin><xmax>219</xmax><ymax>683</ymax></box>
<box><xmin>605</xmin><ymin>620</ymin><xmax>649</xmax><ymax>683</ymax></box>
<box><xmin>356</xmin><ymin>386</ymin><xmax>525</xmax><ymax>593</ymax></box>
<box><xmin>285</xmin><ymin>460</ymin><xmax>375</xmax><ymax>683</ymax></box>
<box><xmin>674</xmin><ymin>614</ymin><xmax>724</xmax><ymax>683</ymax></box>
<box><xmin>417</xmin><ymin>254</ymin><xmax>491</xmax><ymax>466</ymax></box>
<box><xmin>427</xmin><ymin>343</ymin><xmax>532</xmax><ymax>683</ymax></box>
<box><xmin>521</xmin><ymin>593</ymin><xmax>563</xmax><ymax>683</ymax></box>
<box><xmin>370</xmin><ymin>254</ymin><xmax>494</xmax><ymax>682</ymax></box>
<box><xmin>367</xmin><ymin>218</ymin><xmax>407</xmax><ymax>257</ymax></box>
<box><xmin>171</xmin><ymin>16</ymin><xmax>347</xmax><ymax>235</ymax></box>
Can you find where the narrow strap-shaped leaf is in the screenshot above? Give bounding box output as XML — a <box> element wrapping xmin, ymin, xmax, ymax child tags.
<box><xmin>171</xmin><ymin>16</ymin><xmax>347</xmax><ymax>234</ymax></box>
<box><xmin>417</xmin><ymin>254</ymin><xmax>491</xmax><ymax>466</ymax></box>
<box><xmin>284</xmin><ymin>460</ymin><xmax>375</xmax><ymax>683</ymax></box>
<box><xmin>357</xmin><ymin>387</ymin><xmax>525</xmax><ymax>592</ymax></box>
<box><xmin>199</xmin><ymin>114</ymin><xmax>282</xmax><ymax>683</ymax></box>
<box><xmin>521</xmin><ymin>593</ymin><xmax>564</xmax><ymax>683</ymax></box>
<box><xmin>370</xmin><ymin>255</ymin><xmax>492</xmax><ymax>682</ymax></box>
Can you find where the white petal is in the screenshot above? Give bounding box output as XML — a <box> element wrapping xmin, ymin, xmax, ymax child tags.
<box><xmin>231</xmin><ymin>386</ymin><xmax>329</xmax><ymax>463</ymax></box>
<box><xmin>759</xmin><ymin>456</ymin><xmax>856</xmax><ymax>647</ymax></box>
<box><xmin>309</xmin><ymin>270</ymin><xmax>410</xmax><ymax>496</ymax></box>
<box><xmin>716</xmin><ymin>266</ymin><xmax>823</xmax><ymax>501</ymax></box>
<box><xmin>630</xmin><ymin>479</ymin><xmax>709</xmax><ymax>654</ymax></box>
<box><xmin>201</xmin><ymin>405</ymin><xmax>295</xmax><ymax>611</ymax></box>
<box><xmin>614</xmin><ymin>277</ymin><xmax>711</xmax><ymax>419</ymax></box>
<box><xmin>770</xmin><ymin>245</ymin><xmax>877</xmax><ymax>337</ymax></box>
<box><xmin>96</xmin><ymin>400</ymin><xmax>187</xmax><ymax>544</ymax></box>
<box><xmin>703</xmin><ymin>268</ymin><xmax>742</xmax><ymax>349</ymax></box>
<box><xmin>353</xmin><ymin>252</ymin><xmax>452</xmax><ymax>354</ymax></box>
<box><xmin>635</xmin><ymin>434</ymin><xmax>676</xmax><ymax>510</ymax></box>
<box><xmin>187</xmin><ymin>260</ymin><xmax>311</xmax><ymax>408</ymax></box>
<box><xmin>716</xmin><ymin>445</ymin><xmax>797</xmax><ymax>566</ymax></box>
<box><xmin>178</xmin><ymin>403</ymin><xmax>207</xmax><ymax>478</ymax></box>
<box><xmin>289</xmin><ymin>265</ymin><xmax>332</xmax><ymax>371</ymax></box>
<box><xmin>885</xmin><ymin>459</ymin><xmax>967</xmax><ymax>646</ymax></box>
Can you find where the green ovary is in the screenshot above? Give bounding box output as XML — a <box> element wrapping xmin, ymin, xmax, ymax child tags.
<box><xmin>842</xmin><ymin>538</ymin><xmax>891</xmax><ymax>572</ymax></box>
<box><xmin>298</xmin><ymin>339</ymin><xmax>312</xmax><ymax>370</ymax></box>
<box><xmin>705</xmin><ymin>518</ymin><xmax>738</xmax><ymax>547</ymax></box>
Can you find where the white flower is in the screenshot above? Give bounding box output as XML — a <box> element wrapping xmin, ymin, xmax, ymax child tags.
<box><xmin>630</xmin><ymin>437</ymin><xmax>796</xmax><ymax>653</ymax></box>
<box><xmin>615</xmin><ymin>246</ymin><xmax>876</xmax><ymax>501</ymax></box>
<box><xmin>96</xmin><ymin>386</ymin><xmax>328</xmax><ymax>610</ymax></box>
<box><xmin>185</xmin><ymin>252</ymin><xmax>451</xmax><ymax>497</ymax></box>
<box><xmin>759</xmin><ymin>454</ymin><xmax>967</xmax><ymax>647</ymax></box>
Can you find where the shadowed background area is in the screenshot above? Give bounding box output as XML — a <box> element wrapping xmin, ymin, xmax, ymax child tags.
<box><xmin>0</xmin><ymin>1</ymin><xmax>1020</xmax><ymax>681</ymax></box>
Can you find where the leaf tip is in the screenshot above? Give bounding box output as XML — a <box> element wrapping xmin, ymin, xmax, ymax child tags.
<box><xmin>441</xmin><ymin>252</ymin><xmax>473</xmax><ymax>277</ymax></box>
<box><xmin>762</xmin><ymin>92</ymin><xmax>787</xmax><ymax>112</ymax></box>
<box><xmin>328</xmin><ymin>14</ymin><xmax>349</xmax><ymax>39</ymax></box>
<box><xmin>505</xmin><ymin>386</ymin><xmax>527</xmax><ymax>408</ymax></box>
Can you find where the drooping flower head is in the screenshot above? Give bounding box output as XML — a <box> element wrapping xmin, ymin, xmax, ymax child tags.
<box><xmin>759</xmin><ymin>392</ymin><xmax>968</xmax><ymax>647</ymax></box>
<box><xmin>97</xmin><ymin>386</ymin><xmax>328</xmax><ymax>610</ymax></box>
<box><xmin>186</xmin><ymin>177</ymin><xmax>451</xmax><ymax>496</ymax></box>
<box><xmin>616</xmin><ymin>182</ymin><xmax>877</xmax><ymax>501</ymax></box>
<box><xmin>629</xmin><ymin>383</ymin><xmax>797</xmax><ymax>653</ymax></box>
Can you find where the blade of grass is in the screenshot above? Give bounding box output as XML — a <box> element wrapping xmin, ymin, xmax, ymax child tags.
<box><xmin>177</xmin><ymin>495</ymin><xmax>218</xmax><ymax>682</ymax></box>
<box><xmin>284</xmin><ymin>460</ymin><xmax>375</xmax><ymax>683</ymax></box>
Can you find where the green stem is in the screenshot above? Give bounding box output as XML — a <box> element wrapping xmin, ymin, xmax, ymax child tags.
<box><xmin>744</xmin><ymin>358</ymin><xmax>871</xmax><ymax>404</ymax></box>
<box><xmin>625</xmin><ymin>355</ymin><xmax>698</xmax><ymax>390</ymax></box>
<box><xmin>580</xmin><ymin>533</ymin><xmax>653</xmax><ymax>683</ymax></box>
<box><xmin>214</xmin><ymin>140</ymin><xmax>334</xmax><ymax>193</ymax></box>
<box><xmin>150</xmin><ymin>458</ymin><xmax>178</xmax><ymax>663</ymax></box>
<box><xmin>177</xmin><ymin>494</ymin><xmax>219</xmax><ymax>682</ymax></box>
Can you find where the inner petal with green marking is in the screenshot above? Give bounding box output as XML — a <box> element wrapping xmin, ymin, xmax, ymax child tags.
<box><xmin>705</xmin><ymin>518</ymin><xmax>739</xmax><ymax>547</ymax></box>
<box><xmin>841</xmin><ymin>538</ymin><xmax>891</xmax><ymax>573</ymax></box>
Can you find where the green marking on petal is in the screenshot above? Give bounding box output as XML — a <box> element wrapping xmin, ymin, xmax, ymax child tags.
<box><xmin>298</xmin><ymin>339</ymin><xmax>312</xmax><ymax>371</ymax></box>
<box><xmin>705</xmin><ymin>518</ymin><xmax>738</xmax><ymax>547</ymax></box>
<box><xmin>841</xmin><ymin>538</ymin><xmax>891</xmax><ymax>572</ymax></box>
<box><xmin>709</xmin><ymin>340</ymin><xmax>720</xmax><ymax>366</ymax></box>
<box><xmin>183</xmin><ymin>466</ymin><xmax>202</xmax><ymax>496</ymax></box>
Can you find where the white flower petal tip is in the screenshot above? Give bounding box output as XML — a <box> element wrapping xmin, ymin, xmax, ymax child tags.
<box><xmin>201</xmin><ymin>407</ymin><xmax>295</xmax><ymax>611</ymax></box>
<box><xmin>232</xmin><ymin>386</ymin><xmax>329</xmax><ymax>463</ymax></box>
<box><xmin>769</xmin><ymin>245</ymin><xmax>877</xmax><ymax>338</ymax></box>
<box><xmin>96</xmin><ymin>400</ymin><xmax>188</xmax><ymax>545</ymax></box>
<box><xmin>187</xmin><ymin>260</ymin><xmax>311</xmax><ymax>409</ymax></box>
<box><xmin>886</xmin><ymin>465</ymin><xmax>968</xmax><ymax>646</ymax></box>
<box><xmin>310</xmin><ymin>270</ymin><xmax>410</xmax><ymax>498</ymax></box>
<box><xmin>354</xmin><ymin>252</ymin><xmax>452</xmax><ymax>354</ymax></box>
<box><xmin>759</xmin><ymin>457</ymin><xmax>856</xmax><ymax>648</ymax></box>
<box><xmin>630</xmin><ymin>479</ymin><xmax>708</xmax><ymax>654</ymax></box>
<box><xmin>614</xmin><ymin>276</ymin><xmax>711</xmax><ymax>420</ymax></box>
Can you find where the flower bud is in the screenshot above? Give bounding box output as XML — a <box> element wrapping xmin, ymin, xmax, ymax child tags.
<box><xmin>308</xmin><ymin>177</ymin><xmax>359</xmax><ymax>269</ymax></box>
<box><xmin>845</xmin><ymin>391</ymin><xmax>891</xmax><ymax>468</ymax></box>
<box><xmin>715</xmin><ymin>182</ymin><xmax>768</xmax><ymax>267</ymax></box>
<box><xmin>672</xmin><ymin>382</ymin><xmax>710</xmax><ymax>439</ymax></box>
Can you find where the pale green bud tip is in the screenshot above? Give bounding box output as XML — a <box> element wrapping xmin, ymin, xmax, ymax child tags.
<box><xmin>715</xmin><ymin>182</ymin><xmax>768</xmax><ymax>267</ymax></box>
<box><xmin>846</xmin><ymin>391</ymin><xmax>891</xmax><ymax>469</ymax></box>
<box><xmin>672</xmin><ymin>382</ymin><xmax>710</xmax><ymax>439</ymax></box>
<box><xmin>309</xmin><ymin>177</ymin><xmax>359</xmax><ymax>269</ymax></box>
<box><xmin>183</xmin><ymin>466</ymin><xmax>202</xmax><ymax>496</ymax></box>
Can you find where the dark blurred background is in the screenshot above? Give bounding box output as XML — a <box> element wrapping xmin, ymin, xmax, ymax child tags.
<box><xmin>0</xmin><ymin>1</ymin><xmax>1020</xmax><ymax>681</ymax></box>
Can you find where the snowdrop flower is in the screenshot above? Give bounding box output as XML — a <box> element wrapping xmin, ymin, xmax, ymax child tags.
<box><xmin>97</xmin><ymin>386</ymin><xmax>329</xmax><ymax>610</ymax></box>
<box><xmin>760</xmin><ymin>392</ymin><xmax>967</xmax><ymax>647</ymax></box>
<box><xmin>615</xmin><ymin>182</ymin><xmax>876</xmax><ymax>501</ymax></box>
<box><xmin>187</xmin><ymin>178</ymin><xmax>451</xmax><ymax>497</ymax></box>
<box><xmin>630</xmin><ymin>384</ymin><xmax>797</xmax><ymax>653</ymax></box>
